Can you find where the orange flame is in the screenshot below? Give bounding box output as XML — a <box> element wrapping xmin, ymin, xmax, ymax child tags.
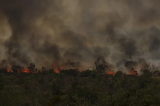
<box><xmin>23</xmin><ymin>68</ymin><xmax>30</xmax><ymax>73</ymax></box>
<box><xmin>7</xmin><ymin>68</ymin><xmax>12</xmax><ymax>73</ymax></box>
<box><xmin>108</xmin><ymin>71</ymin><xmax>115</xmax><ymax>76</ymax></box>
<box><xmin>130</xmin><ymin>69</ymin><xmax>137</xmax><ymax>75</ymax></box>
<box><xmin>55</xmin><ymin>68</ymin><xmax>60</xmax><ymax>73</ymax></box>
<box><xmin>55</xmin><ymin>66</ymin><xmax>63</xmax><ymax>73</ymax></box>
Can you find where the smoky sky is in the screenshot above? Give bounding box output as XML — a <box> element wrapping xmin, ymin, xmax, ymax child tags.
<box><xmin>0</xmin><ymin>0</ymin><xmax>160</xmax><ymax>69</ymax></box>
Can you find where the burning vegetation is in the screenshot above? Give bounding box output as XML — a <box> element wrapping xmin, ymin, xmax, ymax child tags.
<box><xmin>1</xmin><ymin>56</ymin><xmax>159</xmax><ymax>78</ymax></box>
<box><xmin>0</xmin><ymin>59</ymin><xmax>160</xmax><ymax>106</ymax></box>
<box><xmin>0</xmin><ymin>56</ymin><xmax>160</xmax><ymax>106</ymax></box>
<box><xmin>0</xmin><ymin>0</ymin><xmax>160</xmax><ymax>105</ymax></box>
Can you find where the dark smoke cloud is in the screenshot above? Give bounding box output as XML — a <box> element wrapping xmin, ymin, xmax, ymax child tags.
<box><xmin>0</xmin><ymin>0</ymin><xmax>160</xmax><ymax>70</ymax></box>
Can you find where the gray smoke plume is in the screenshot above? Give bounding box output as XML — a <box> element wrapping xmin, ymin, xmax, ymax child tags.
<box><xmin>0</xmin><ymin>0</ymin><xmax>160</xmax><ymax>70</ymax></box>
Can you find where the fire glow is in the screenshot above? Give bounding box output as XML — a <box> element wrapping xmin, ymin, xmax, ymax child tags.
<box><xmin>5</xmin><ymin>67</ymin><xmax>140</xmax><ymax>76</ymax></box>
<box><xmin>7</xmin><ymin>68</ymin><xmax>12</xmax><ymax>73</ymax></box>
<box><xmin>23</xmin><ymin>68</ymin><xmax>31</xmax><ymax>73</ymax></box>
<box><xmin>130</xmin><ymin>69</ymin><xmax>137</xmax><ymax>75</ymax></box>
<box><xmin>108</xmin><ymin>71</ymin><xmax>115</xmax><ymax>76</ymax></box>
<box><xmin>6</xmin><ymin>67</ymin><xmax>36</xmax><ymax>73</ymax></box>
<box><xmin>4</xmin><ymin>63</ymin><xmax>140</xmax><ymax>76</ymax></box>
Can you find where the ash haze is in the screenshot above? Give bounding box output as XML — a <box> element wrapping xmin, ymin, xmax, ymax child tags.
<box><xmin>0</xmin><ymin>0</ymin><xmax>160</xmax><ymax>71</ymax></box>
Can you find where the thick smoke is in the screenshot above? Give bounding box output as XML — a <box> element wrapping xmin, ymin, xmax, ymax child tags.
<box><xmin>0</xmin><ymin>0</ymin><xmax>160</xmax><ymax>70</ymax></box>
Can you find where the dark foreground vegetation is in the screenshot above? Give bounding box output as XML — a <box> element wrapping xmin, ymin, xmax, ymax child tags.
<box><xmin>0</xmin><ymin>69</ymin><xmax>160</xmax><ymax>106</ymax></box>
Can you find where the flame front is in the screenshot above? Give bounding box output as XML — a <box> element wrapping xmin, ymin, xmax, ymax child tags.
<box><xmin>4</xmin><ymin>65</ymin><xmax>141</xmax><ymax>76</ymax></box>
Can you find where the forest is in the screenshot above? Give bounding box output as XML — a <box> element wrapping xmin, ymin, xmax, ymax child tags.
<box><xmin>0</xmin><ymin>66</ymin><xmax>160</xmax><ymax>106</ymax></box>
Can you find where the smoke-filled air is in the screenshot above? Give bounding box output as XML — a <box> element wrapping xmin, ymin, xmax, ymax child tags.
<box><xmin>0</xmin><ymin>0</ymin><xmax>160</xmax><ymax>72</ymax></box>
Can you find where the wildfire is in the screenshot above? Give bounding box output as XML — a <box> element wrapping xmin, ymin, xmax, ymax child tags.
<box><xmin>3</xmin><ymin>64</ymin><xmax>141</xmax><ymax>76</ymax></box>
<box><xmin>5</xmin><ymin>67</ymin><xmax>36</xmax><ymax>74</ymax></box>
<box><xmin>7</xmin><ymin>68</ymin><xmax>12</xmax><ymax>73</ymax></box>
<box><xmin>108</xmin><ymin>71</ymin><xmax>115</xmax><ymax>76</ymax></box>
<box><xmin>23</xmin><ymin>68</ymin><xmax>30</xmax><ymax>73</ymax></box>
<box><xmin>130</xmin><ymin>69</ymin><xmax>137</xmax><ymax>75</ymax></box>
<box><xmin>55</xmin><ymin>68</ymin><xmax>60</xmax><ymax>73</ymax></box>
<box><xmin>55</xmin><ymin>66</ymin><xmax>63</xmax><ymax>73</ymax></box>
